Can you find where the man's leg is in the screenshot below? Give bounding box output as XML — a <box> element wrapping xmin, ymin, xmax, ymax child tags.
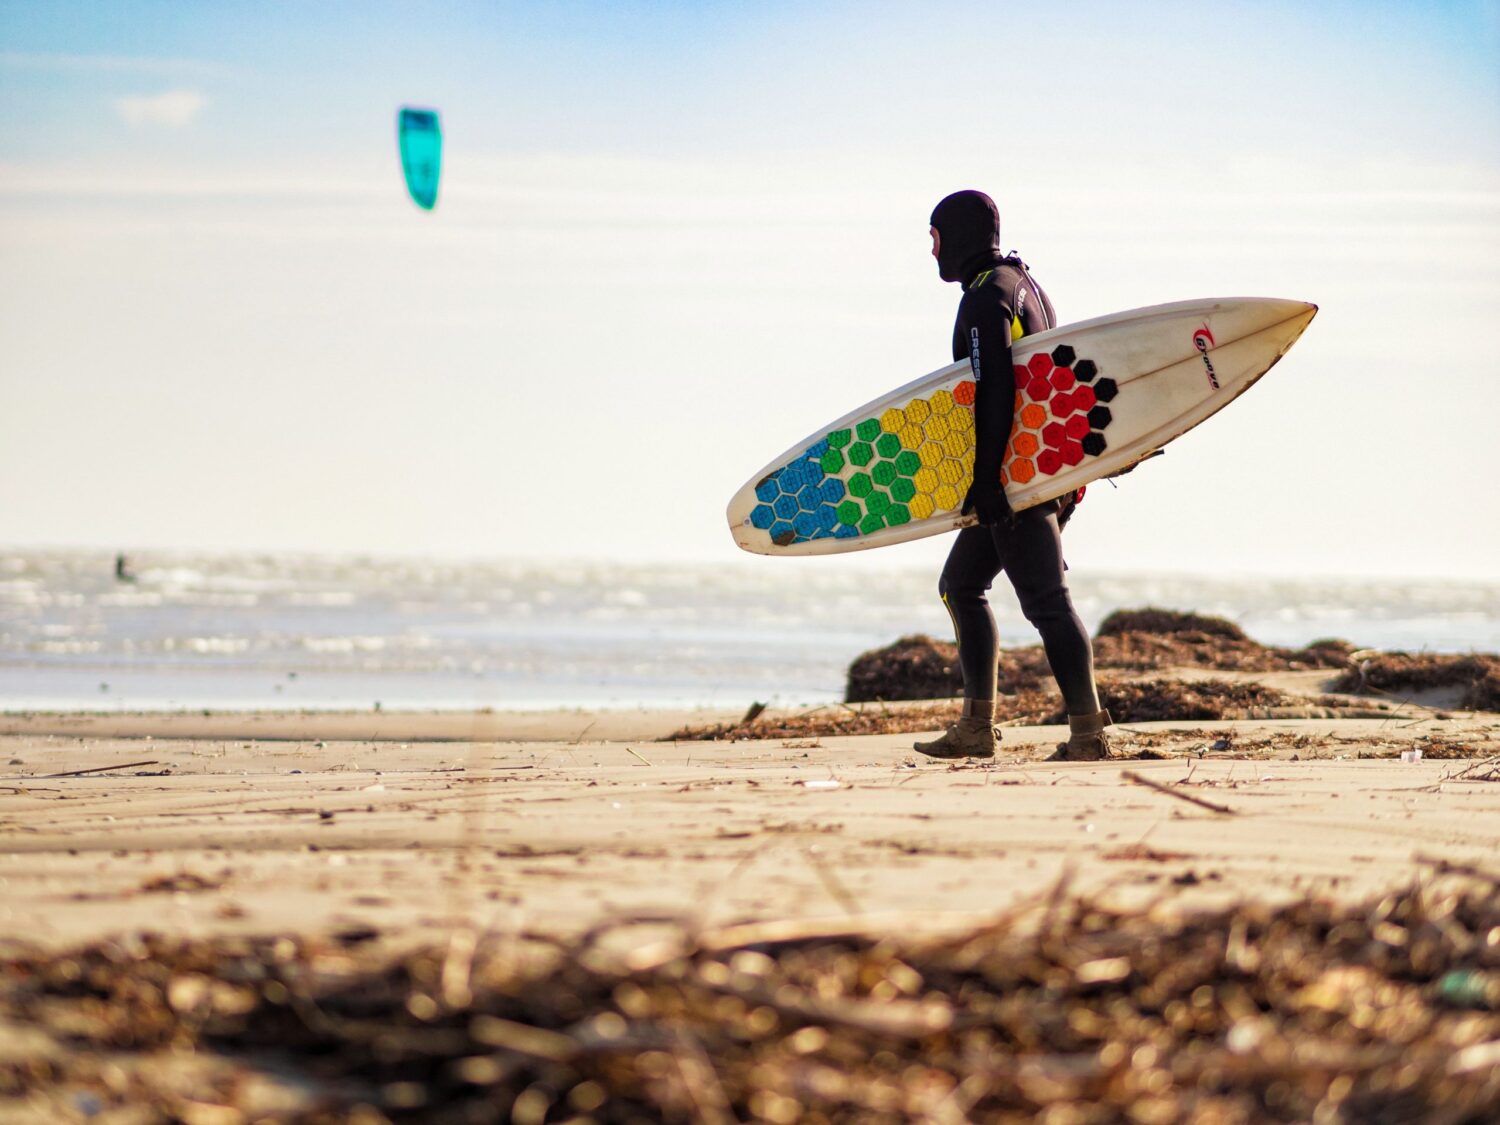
<box><xmin>939</xmin><ymin>526</ymin><xmax>1003</xmax><ymax>701</ymax></box>
<box><xmin>994</xmin><ymin>508</ymin><xmax>1113</xmax><ymax>759</ymax></box>
<box><xmin>915</xmin><ymin>528</ymin><xmax>1003</xmax><ymax>759</ymax></box>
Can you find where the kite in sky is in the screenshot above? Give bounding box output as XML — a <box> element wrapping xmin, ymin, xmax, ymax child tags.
<box><xmin>398</xmin><ymin>108</ymin><xmax>442</xmax><ymax>210</ymax></box>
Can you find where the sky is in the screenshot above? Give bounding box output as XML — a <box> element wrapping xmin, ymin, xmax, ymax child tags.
<box><xmin>1</xmin><ymin>0</ymin><xmax>1498</xmax><ymax>581</ymax></box>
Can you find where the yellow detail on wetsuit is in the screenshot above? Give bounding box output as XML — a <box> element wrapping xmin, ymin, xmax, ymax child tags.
<box><xmin>941</xmin><ymin>591</ymin><xmax>962</xmax><ymax>645</ymax></box>
<box><xmin>1011</xmin><ymin>315</ymin><xmax>1024</xmax><ymax>341</ymax></box>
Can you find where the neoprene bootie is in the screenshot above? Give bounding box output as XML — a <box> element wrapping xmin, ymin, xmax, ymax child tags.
<box><xmin>914</xmin><ymin>698</ymin><xmax>999</xmax><ymax>759</ymax></box>
<box><xmin>1047</xmin><ymin>708</ymin><xmax>1114</xmax><ymax>762</ymax></box>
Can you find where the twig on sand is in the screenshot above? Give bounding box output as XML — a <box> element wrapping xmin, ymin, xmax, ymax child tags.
<box><xmin>1121</xmin><ymin>770</ymin><xmax>1236</xmax><ymax>815</ymax></box>
<box><xmin>39</xmin><ymin>759</ymin><xmax>159</xmax><ymax>779</ymax></box>
<box><xmin>624</xmin><ymin>746</ymin><xmax>653</xmax><ymax>767</ymax></box>
<box><xmin>801</xmin><ymin>845</ymin><xmax>862</xmax><ymax>917</ymax></box>
<box><xmin>1445</xmin><ymin>755</ymin><xmax>1500</xmax><ymax>782</ymax></box>
<box><xmin>741</xmin><ymin>701</ymin><xmax>768</xmax><ymax>725</ymax></box>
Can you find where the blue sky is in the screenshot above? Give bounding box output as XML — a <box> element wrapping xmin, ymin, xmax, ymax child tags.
<box><xmin>2</xmin><ymin>0</ymin><xmax>1498</xmax><ymax>580</ymax></box>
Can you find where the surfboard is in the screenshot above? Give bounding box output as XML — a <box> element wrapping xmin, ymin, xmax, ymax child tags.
<box><xmin>727</xmin><ymin>297</ymin><xmax>1317</xmax><ymax>556</ymax></box>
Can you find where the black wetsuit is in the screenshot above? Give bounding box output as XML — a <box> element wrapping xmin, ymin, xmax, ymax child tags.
<box><xmin>930</xmin><ymin>193</ymin><xmax>1098</xmax><ymax>714</ymax></box>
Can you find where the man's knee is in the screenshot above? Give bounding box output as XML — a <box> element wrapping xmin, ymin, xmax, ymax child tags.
<box><xmin>939</xmin><ymin>569</ymin><xmax>986</xmax><ymax>609</ymax></box>
<box><xmin>1016</xmin><ymin>582</ymin><xmax>1074</xmax><ymax>628</ymax></box>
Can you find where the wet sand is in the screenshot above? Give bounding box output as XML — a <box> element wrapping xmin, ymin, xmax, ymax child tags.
<box><xmin>3</xmin><ymin>707</ymin><xmax>1498</xmax><ymax>956</ymax></box>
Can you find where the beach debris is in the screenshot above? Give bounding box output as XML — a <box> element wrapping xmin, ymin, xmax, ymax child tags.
<box><xmin>797</xmin><ymin>779</ymin><xmax>841</xmax><ymax>791</ymax></box>
<box><xmin>740</xmin><ymin>701</ymin><xmax>768</xmax><ymax>725</ymax></box>
<box><xmin>38</xmin><ymin>759</ymin><xmax>160</xmax><ymax>779</ymax></box>
<box><xmin>624</xmin><ymin>747</ymin><xmax>653</xmax><ymax>767</ymax></box>
<box><xmin>1402</xmin><ymin>748</ymin><xmax>1424</xmax><ymax>763</ymax></box>
<box><xmin>1</xmin><ymin>877</ymin><xmax>1494</xmax><ymax>1121</ymax></box>
<box><xmin>1121</xmin><ymin>769</ymin><xmax>1237</xmax><ymax>815</ymax></box>
<box><xmin>1100</xmin><ymin>843</ymin><xmax>1193</xmax><ymax>862</ymax></box>
<box><xmin>845</xmin><ymin>611</ymin><xmax>1360</xmax><ymax>706</ymax></box>
<box><xmin>667</xmin><ymin>679</ymin><xmax>1325</xmax><ymax>743</ymax></box>
<box><xmin>1331</xmin><ymin>652</ymin><xmax>1500</xmax><ymax>711</ymax></box>
<box><xmin>138</xmin><ymin>872</ymin><xmax>224</xmax><ymax>895</ymax></box>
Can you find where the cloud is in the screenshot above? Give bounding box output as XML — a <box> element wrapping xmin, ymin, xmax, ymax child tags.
<box><xmin>114</xmin><ymin>90</ymin><xmax>208</xmax><ymax>128</ymax></box>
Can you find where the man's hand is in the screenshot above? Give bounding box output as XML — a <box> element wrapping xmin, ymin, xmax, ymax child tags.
<box><xmin>962</xmin><ymin>476</ymin><xmax>1014</xmax><ymax>527</ymax></box>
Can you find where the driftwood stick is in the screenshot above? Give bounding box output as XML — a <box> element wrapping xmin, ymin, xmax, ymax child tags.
<box><xmin>624</xmin><ymin>746</ymin><xmax>654</xmax><ymax>767</ymax></box>
<box><xmin>1121</xmin><ymin>770</ymin><xmax>1236</xmax><ymax>815</ymax></box>
<box><xmin>39</xmin><ymin>759</ymin><xmax>159</xmax><ymax>779</ymax></box>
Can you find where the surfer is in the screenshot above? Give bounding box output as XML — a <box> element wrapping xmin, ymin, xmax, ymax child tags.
<box><xmin>914</xmin><ymin>190</ymin><xmax>1113</xmax><ymax>762</ymax></box>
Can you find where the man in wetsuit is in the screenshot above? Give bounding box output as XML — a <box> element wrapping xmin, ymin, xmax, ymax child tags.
<box><xmin>914</xmin><ymin>190</ymin><xmax>1113</xmax><ymax>761</ymax></box>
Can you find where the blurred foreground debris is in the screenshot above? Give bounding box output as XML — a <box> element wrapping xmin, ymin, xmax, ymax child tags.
<box><xmin>3</xmin><ymin>877</ymin><xmax>1497</xmax><ymax>1123</ymax></box>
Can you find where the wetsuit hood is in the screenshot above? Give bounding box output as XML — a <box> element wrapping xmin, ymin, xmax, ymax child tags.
<box><xmin>930</xmin><ymin>190</ymin><xmax>1002</xmax><ymax>284</ymax></box>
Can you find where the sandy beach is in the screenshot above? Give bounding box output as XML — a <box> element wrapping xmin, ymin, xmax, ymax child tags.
<box><xmin>3</xmin><ymin>698</ymin><xmax>1498</xmax><ymax>1121</ymax></box>
<box><xmin>4</xmin><ymin>704</ymin><xmax>1497</xmax><ymax>955</ymax></box>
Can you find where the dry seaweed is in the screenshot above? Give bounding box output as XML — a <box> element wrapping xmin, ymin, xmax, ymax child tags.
<box><xmin>1096</xmin><ymin>606</ymin><xmax>1251</xmax><ymax>640</ymax></box>
<box><xmin>1331</xmin><ymin>652</ymin><xmax>1500</xmax><ymax>712</ymax></box>
<box><xmin>844</xmin><ymin>610</ymin><xmax>1358</xmax><ymax>705</ymax></box>
<box><xmin>845</xmin><ymin>636</ymin><xmax>1052</xmax><ymax>703</ymax></box>
<box><xmin>669</xmin><ymin>679</ymin><xmax>1310</xmax><ymax>742</ymax></box>
<box><xmin>3</xmin><ymin>878</ymin><xmax>1496</xmax><ymax>1123</ymax></box>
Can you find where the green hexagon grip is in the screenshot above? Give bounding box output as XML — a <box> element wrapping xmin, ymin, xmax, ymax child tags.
<box><xmin>847</xmin><ymin>442</ymin><xmax>873</xmax><ymax>467</ymax></box>
<box><xmin>887</xmin><ymin>504</ymin><xmax>911</xmax><ymax>526</ymax></box>
<box><xmin>820</xmin><ymin>448</ymin><xmax>845</xmax><ymax>474</ymax></box>
<box><xmin>859</xmin><ymin>512</ymin><xmax>886</xmax><ymax>534</ymax></box>
<box><xmin>836</xmin><ymin>500</ymin><xmax>861</xmax><ymax>526</ymax></box>
<box><xmin>875</xmin><ymin>432</ymin><xmax>901</xmax><ymax>459</ymax></box>
<box><xmin>872</xmin><ymin>461</ymin><xmax>898</xmax><ymax>487</ymax></box>
<box><xmin>855</xmin><ymin>418</ymin><xmax>881</xmax><ymax>443</ymax></box>
<box><xmin>827</xmin><ymin>428</ymin><xmax>852</xmax><ymax>449</ymax></box>
<box><xmin>894</xmin><ymin>450</ymin><xmax>921</xmax><ymax>477</ymax></box>
<box><xmin>847</xmin><ymin>472</ymin><xmax>873</xmax><ymax>499</ymax></box>
<box><xmin>865</xmin><ymin>490</ymin><xmax>891</xmax><ymax>516</ymax></box>
<box><xmin>890</xmin><ymin>478</ymin><xmax>915</xmax><ymax>503</ymax></box>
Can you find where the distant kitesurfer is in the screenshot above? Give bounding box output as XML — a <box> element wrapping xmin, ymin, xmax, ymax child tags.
<box><xmin>114</xmin><ymin>553</ymin><xmax>136</xmax><ymax>583</ymax></box>
<box><xmin>914</xmin><ymin>191</ymin><xmax>1112</xmax><ymax>762</ymax></box>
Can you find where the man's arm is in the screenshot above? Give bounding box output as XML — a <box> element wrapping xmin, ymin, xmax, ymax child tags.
<box><xmin>957</xmin><ymin>286</ymin><xmax>1017</xmax><ymax>525</ymax></box>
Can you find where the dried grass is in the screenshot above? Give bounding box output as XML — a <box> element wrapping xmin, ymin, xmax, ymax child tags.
<box><xmin>3</xmin><ymin>878</ymin><xmax>1496</xmax><ymax>1123</ymax></box>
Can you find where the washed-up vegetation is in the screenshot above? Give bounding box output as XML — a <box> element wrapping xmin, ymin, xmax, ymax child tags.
<box><xmin>3</xmin><ymin>876</ymin><xmax>1496</xmax><ymax>1123</ymax></box>
<box><xmin>845</xmin><ymin>608</ymin><xmax>1357</xmax><ymax>705</ymax></box>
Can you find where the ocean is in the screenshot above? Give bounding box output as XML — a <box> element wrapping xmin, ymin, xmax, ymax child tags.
<box><xmin>2</xmin><ymin>550</ymin><xmax>1496</xmax><ymax>712</ymax></box>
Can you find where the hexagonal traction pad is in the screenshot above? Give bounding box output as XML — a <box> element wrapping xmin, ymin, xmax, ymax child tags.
<box><xmin>751</xmin><ymin>346</ymin><xmax>1116</xmax><ymax>546</ymax></box>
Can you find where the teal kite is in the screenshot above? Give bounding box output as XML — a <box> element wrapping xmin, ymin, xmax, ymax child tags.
<box><xmin>398</xmin><ymin>108</ymin><xmax>442</xmax><ymax>210</ymax></box>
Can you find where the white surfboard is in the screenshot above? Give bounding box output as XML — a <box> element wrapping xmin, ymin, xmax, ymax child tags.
<box><xmin>727</xmin><ymin>297</ymin><xmax>1316</xmax><ymax>556</ymax></box>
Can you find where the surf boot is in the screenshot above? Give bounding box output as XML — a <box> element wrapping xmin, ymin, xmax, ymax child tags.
<box><xmin>1047</xmin><ymin>709</ymin><xmax>1114</xmax><ymax>762</ymax></box>
<box><xmin>914</xmin><ymin>698</ymin><xmax>999</xmax><ymax>760</ymax></box>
